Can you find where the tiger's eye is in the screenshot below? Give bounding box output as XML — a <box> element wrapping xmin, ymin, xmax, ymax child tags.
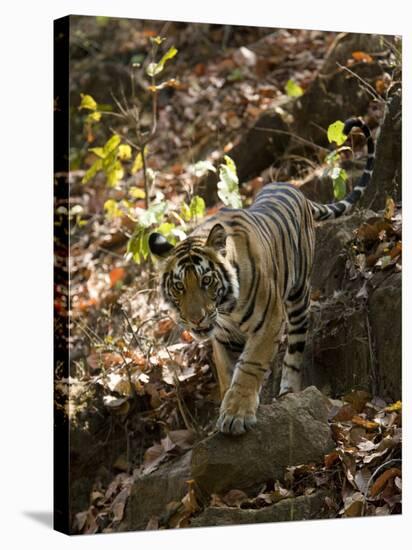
<box><xmin>175</xmin><ymin>281</ymin><xmax>184</xmax><ymax>292</ymax></box>
<box><xmin>202</xmin><ymin>275</ymin><xmax>212</xmax><ymax>286</ymax></box>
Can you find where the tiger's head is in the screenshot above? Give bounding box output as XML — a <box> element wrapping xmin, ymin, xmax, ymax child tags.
<box><xmin>149</xmin><ymin>223</ymin><xmax>239</xmax><ymax>339</ymax></box>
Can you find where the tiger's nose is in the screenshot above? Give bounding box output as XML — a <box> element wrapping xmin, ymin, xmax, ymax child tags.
<box><xmin>191</xmin><ymin>309</ymin><xmax>206</xmax><ymax>326</ymax></box>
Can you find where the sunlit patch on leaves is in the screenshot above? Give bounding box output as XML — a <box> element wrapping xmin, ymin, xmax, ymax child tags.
<box><xmin>327</xmin><ymin>120</ymin><xmax>347</xmax><ymax>146</ymax></box>
<box><xmin>104</xmin><ymin>199</ymin><xmax>124</xmax><ymax>220</ymax></box>
<box><xmin>180</xmin><ymin>196</ymin><xmax>206</xmax><ymax>222</ymax></box>
<box><xmin>118</xmin><ymin>144</ymin><xmax>132</xmax><ymax>160</ymax></box>
<box><xmin>331</xmin><ymin>166</ymin><xmax>348</xmax><ymax>200</ymax></box>
<box><xmin>217</xmin><ymin>155</ymin><xmax>242</xmax><ymax>208</ymax></box>
<box><xmin>191</xmin><ymin>160</ymin><xmax>216</xmax><ymax>178</ymax></box>
<box><xmin>86</xmin><ymin>111</ymin><xmax>102</xmax><ymax>123</ymax></box>
<box><xmin>150</xmin><ymin>35</ymin><xmax>166</xmax><ymax>46</ymax></box>
<box><xmin>129</xmin><ymin>186</ymin><xmax>146</xmax><ymax>200</ymax></box>
<box><xmin>285</xmin><ymin>79</ymin><xmax>303</xmax><ymax>97</ymax></box>
<box><xmin>79</xmin><ymin>93</ymin><xmax>98</xmax><ymax>111</ymax></box>
<box><xmin>126</xmin><ymin>200</ymin><xmax>187</xmax><ymax>263</ymax></box>
<box><xmin>131</xmin><ymin>147</ymin><xmax>148</xmax><ymax>174</ymax></box>
<box><xmin>146</xmin><ymin>46</ymin><xmax>178</xmax><ymax>77</ymax></box>
<box><xmin>384</xmin><ymin>401</ymin><xmax>402</xmax><ymax>413</ymax></box>
<box><xmin>324</xmin><ymin>138</ymin><xmax>351</xmax><ymax>200</ymax></box>
<box><xmin>83</xmin><ymin>134</ymin><xmax>129</xmax><ymax>187</ymax></box>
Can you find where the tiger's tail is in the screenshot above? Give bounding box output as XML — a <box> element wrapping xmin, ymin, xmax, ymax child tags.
<box><xmin>310</xmin><ymin>118</ymin><xmax>375</xmax><ymax>221</ymax></box>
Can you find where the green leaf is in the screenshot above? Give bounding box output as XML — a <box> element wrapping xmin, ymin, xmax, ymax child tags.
<box><xmin>217</xmin><ymin>156</ymin><xmax>242</xmax><ymax>208</ymax></box>
<box><xmin>227</xmin><ymin>68</ymin><xmax>244</xmax><ymax>82</ymax></box>
<box><xmin>86</xmin><ymin>111</ymin><xmax>102</xmax><ymax>122</ymax></box>
<box><xmin>118</xmin><ymin>144</ymin><xmax>132</xmax><ymax>160</ymax></box>
<box><xmin>224</xmin><ymin>155</ymin><xmax>237</xmax><ymax>175</ymax></box>
<box><xmin>157</xmin><ymin>222</ymin><xmax>175</xmax><ymax>236</ymax></box>
<box><xmin>138</xmin><ymin>201</ymin><xmax>167</xmax><ymax>228</ymax></box>
<box><xmin>217</xmin><ymin>187</ymin><xmax>243</xmax><ymax>208</ymax></box>
<box><xmin>325</xmin><ymin>150</ymin><xmax>339</xmax><ymax>166</ymax></box>
<box><xmin>158</xmin><ymin>45</ymin><xmax>178</xmax><ymax>68</ymax></box>
<box><xmin>192</xmin><ymin>160</ymin><xmax>216</xmax><ymax>178</ymax></box>
<box><xmin>189</xmin><ymin>195</ymin><xmax>205</xmax><ymax>218</ymax></box>
<box><xmin>79</xmin><ymin>93</ymin><xmax>97</xmax><ymax>111</ymax></box>
<box><xmin>327</xmin><ymin>120</ymin><xmax>347</xmax><ymax>146</ymax></box>
<box><xmin>106</xmin><ymin>160</ymin><xmax>124</xmax><ymax>187</ymax></box>
<box><xmin>171</xmin><ymin>227</ymin><xmax>187</xmax><ymax>241</ymax></box>
<box><xmin>103</xmin><ymin>134</ymin><xmax>122</xmax><ymax>155</ymax></box>
<box><xmin>146</xmin><ymin>63</ymin><xmax>159</xmax><ymax>77</ymax></box>
<box><xmin>131</xmin><ymin>146</ymin><xmax>148</xmax><ymax>174</ymax></box>
<box><xmin>131</xmin><ymin>152</ymin><xmax>144</xmax><ymax>174</ymax></box>
<box><xmin>69</xmin><ymin>205</ymin><xmax>84</xmax><ymax>216</ymax></box>
<box><xmin>146</xmin><ymin>46</ymin><xmax>178</xmax><ymax>77</ymax></box>
<box><xmin>129</xmin><ymin>186</ymin><xmax>146</xmax><ymax>199</ymax></box>
<box><xmin>89</xmin><ymin>147</ymin><xmax>105</xmax><ymax>159</ymax></box>
<box><xmin>180</xmin><ymin>201</ymin><xmax>192</xmax><ymax>222</ymax></box>
<box><xmin>330</xmin><ymin>167</ymin><xmax>348</xmax><ymax>200</ymax></box>
<box><xmin>285</xmin><ymin>79</ymin><xmax>303</xmax><ymax>98</ymax></box>
<box><xmin>180</xmin><ymin>196</ymin><xmax>206</xmax><ymax>222</ymax></box>
<box><xmin>333</xmin><ymin>177</ymin><xmax>346</xmax><ymax>201</ymax></box>
<box><xmin>82</xmin><ymin>159</ymin><xmax>102</xmax><ymax>183</ymax></box>
<box><xmin>127</xmin><ymin>228</ymin><xmax>150</xmax><ymax>263</ymax></box>
<box><xmin>104</xmin><ymin>199</ymin><xmax>123</xmax><ymax>220</ymax></box>
<box><xmin>151</xmin><ymin>36</ymin><xmax>166</xmax><ymax>45</ymax></box>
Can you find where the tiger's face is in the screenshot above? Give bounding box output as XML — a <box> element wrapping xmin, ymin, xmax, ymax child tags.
<box><xmin>149</xmin><ymin>224</ymin><xmax>239</xmax><ymax>339</ymax></box>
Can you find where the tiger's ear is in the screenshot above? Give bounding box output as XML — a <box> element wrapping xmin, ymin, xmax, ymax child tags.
<box><xmin>206</xmin><ymin>223</ymin><xmax>227</xmax><ymax>252</ymax></box>
<box><xmin>149</xmin><ymin>232</ymin><xmax>175</xmax><ymax>258</ymax></box>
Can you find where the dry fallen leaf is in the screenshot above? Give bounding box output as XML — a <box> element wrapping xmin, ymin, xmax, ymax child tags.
<box><xmin>341</xmin><ymin>491</ymin><xmax>365</xmax><ymax>517</ymax></box>
<box><xmin>111</xmin><ymin>487</ymin><xmax>130</xmax><ymax>523</ymax></box>
<box><xmin>351</xmin><ymin>416</ymin><xmax>379</xmax><ymax>431</ymax></box>
<box><xmin>370</xmin><ymin>468</ymin><xmax>401</xmax><ymax>497</ymax></box>
<box><xmin>352</xmin><ymin>51</ymin><xmax>373</xmax><ymax>63</ymax></box>
<box><xmin>343</xmin><ymin>390</ymin><xmax>370</xmax><ymax>413</ymax></box>
<box><xmin>384</xmin><ymin>400</ymin><xmax>402</xmax><ymax>413</ymax></box>
<box><xmin>333</xmin><ymin>403</ymin><xmax>357</xmax><ymax>422</ymax></box>
<box><xmin>324</xmin><ymin>450</ymin><xmax>340</xmax><ymax>469</ymax></box>
<box><xmin>109</xmin><ymin>267</ymin><xmax>125</xmax><ymax>287</ymax></box>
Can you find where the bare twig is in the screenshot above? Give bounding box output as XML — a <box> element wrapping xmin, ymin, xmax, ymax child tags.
<box><xmin>122</xmin><ymin>308</ymin><xmax>143</xmax><ymax>352</ymax></box>
<box><xmin>336</xmin><ymin>62</ymin><xmax>384</xmax><ymax>103</ymax></box>
<box><xmin>254</xmin><ymin>126</ymin><xmax>330</xmax><ymax>153</ymax></box>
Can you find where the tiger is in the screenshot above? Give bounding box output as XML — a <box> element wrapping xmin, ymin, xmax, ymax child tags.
<box><xmin>149</xmin><ymin>118</ymin><xmax>375</xmax><ymax>435</ymax></box>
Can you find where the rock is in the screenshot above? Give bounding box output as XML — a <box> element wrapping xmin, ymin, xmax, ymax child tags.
<box><xmin>191</xmin><ymin>387</ymin><xmax>334</xmax><ymax>495</ymax></box>
<box><xmin>364</xmin><ymin>83</ymin><xmax>402</xmax><ymax>210</ymax></box>
<box><xmin>311</xmin><ymin>209</ymin><xmax>376</xmax><ymax>297</ymax></box>
<box><xmin>304</xmin><ymin>271</ymin><xmax>401</xmax><ymax>401</ymax></box>
<box><xmin>190</xmin><ymin>491</ymin><xmax>329</xmax><ymax>527</ymax></box>
<box><xmin>368</xmin><ymin>272</ymin><xmax>401</xmax><ymax>400</ymax></box>
<box><xmin>124</xmin><ymin>451</ymin><xmax>192</xmax><ymax>531</ymax></box>
<box><xmin>304</xmin><ymin>297</ymin><xmax>371</xmax><ymax>396</ymax></box>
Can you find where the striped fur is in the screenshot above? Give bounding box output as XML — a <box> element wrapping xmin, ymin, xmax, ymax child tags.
<box><xmin>149</xmin><ymin>117</ymin><xmax>375</xmax><ymax>435</ymax></box>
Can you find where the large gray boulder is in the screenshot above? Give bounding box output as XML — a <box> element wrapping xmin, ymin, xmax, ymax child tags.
<box><xmin>124</xmin><ymin>451</ymin><xmax>192</xmax><ymax>531</ymax></box>
<box><xmin>191</xmin><ymin>386</ymin><xmax>334</xmax><ymax>495</ymax></box>
<box><xmin>190</xmin><ymin>491</ymin><xmax>329</xmax><ymax>527</ymax></box>
<box><xmin>369</xmin><ymin>272</ymin><xmax>402</xmax><ymax>399</ymax></box>
<box><xmin>310</xmin><ymin>210</ymin><xmax>376</xmax><ymax>297</ymax></box>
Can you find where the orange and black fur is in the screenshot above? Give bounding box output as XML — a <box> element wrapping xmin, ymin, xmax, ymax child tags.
<box><xmin>149</xmin><ymin>118</ymin><xmax>375</xmax><ymax>435</ymax></box>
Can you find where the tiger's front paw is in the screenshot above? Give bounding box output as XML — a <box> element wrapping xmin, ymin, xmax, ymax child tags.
<box><xmin>216</xmin><ymin>387</ymin><xmax>259</xmax><ymax>435</ymax></box>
